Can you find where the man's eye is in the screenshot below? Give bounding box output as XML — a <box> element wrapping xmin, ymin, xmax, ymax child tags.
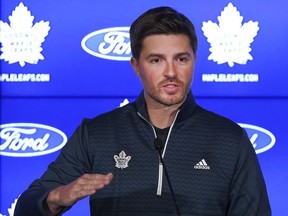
<box><xmin>150</xmin><ymin>58</ymin><xmax>161</xmax><ymax>63</ymax></box>
<box><xmin>178</xmin><ymin>57</ymin><xmax>187</xmax><ymax>62</ymax></box>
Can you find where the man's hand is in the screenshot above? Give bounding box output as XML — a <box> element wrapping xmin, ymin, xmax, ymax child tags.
<box><xmin>45</xmin><ymin>173</ymin><xmax>113</xmax><ymax>215</ymax></box>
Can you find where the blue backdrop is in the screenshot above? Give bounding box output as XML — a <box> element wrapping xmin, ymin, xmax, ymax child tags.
<box><xmin>1</xmin><ymin>0</ymin><xmax>287</xmax><ymax>215</ymax></box>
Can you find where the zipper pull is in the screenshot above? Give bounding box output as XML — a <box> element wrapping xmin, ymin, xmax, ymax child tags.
<box><xmin>157</xmin><ymin>162</ymin><xmax>163</xmax><ymax>196</ymax></box>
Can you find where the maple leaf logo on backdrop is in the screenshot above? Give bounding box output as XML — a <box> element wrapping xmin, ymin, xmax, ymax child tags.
<box><xmin>0</xmin><ymin>197</ymin><xmax>18</xmax><ymax>216</ymax></box>
<box><xmin>202</xmin><ymin>3</ymin><xmax>259</xmax><ymax>67</ymax></box>
<box><xmin>0</xmin><ymin>2</ymin><xmax>50</xmax><ymax>67</ymax></box>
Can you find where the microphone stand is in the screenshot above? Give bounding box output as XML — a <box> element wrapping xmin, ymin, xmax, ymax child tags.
<box><xmin>154</xmin><ymin>138</ymin><xmax>181</xmax><ymax>216</ymax></box>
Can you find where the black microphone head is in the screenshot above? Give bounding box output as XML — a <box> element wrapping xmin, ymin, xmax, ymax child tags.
<box><xmin>154</xmin><ymin>137</ymin><xmax>163</xmax><ymax>151</ymax></box>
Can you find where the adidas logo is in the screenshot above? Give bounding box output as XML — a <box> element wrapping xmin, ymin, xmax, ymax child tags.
<box><xmin>194</xmin><ymin>159</ymin><xmax>210</xmax><ymax>170</ymax></box>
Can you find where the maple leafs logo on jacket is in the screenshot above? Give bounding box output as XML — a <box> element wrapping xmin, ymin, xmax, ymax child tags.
<box><xmin>114</xmin><ymin>151</ymin><xmax>131</xmax><ymax>169</ymax></box>
<box><xmin>0</xmin><ymin>2</ymin><xmax>51</xmax><ymax>67</ymax></box>
<box><xmin>202</xmin><ymin>3</ymin><xmax>259</xmax><ymax>67</ymax></box>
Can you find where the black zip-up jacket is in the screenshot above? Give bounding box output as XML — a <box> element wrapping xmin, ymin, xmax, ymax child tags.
<box><xmin>15</xmin><ymin>91</ymin><xmax>271</xmax><ymax>216</ymax></box>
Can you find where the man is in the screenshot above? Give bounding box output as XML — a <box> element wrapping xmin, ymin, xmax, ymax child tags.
<box><xmin>15</xmin><ymin>6</ymin><xmax>271</xmax><ymax>216</ymax></box>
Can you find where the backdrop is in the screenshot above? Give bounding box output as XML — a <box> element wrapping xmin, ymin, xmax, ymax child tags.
<box><xmin>1</xmin><ymin>0</ymin><xmax>287</xmax><ymax>215</ymax></box>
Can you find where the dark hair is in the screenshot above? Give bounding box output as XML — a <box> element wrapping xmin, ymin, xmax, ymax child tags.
<box><xmin>129</xmin><ymin>6</ymin><xmax>198</xmax><ymax>59</ymax></box>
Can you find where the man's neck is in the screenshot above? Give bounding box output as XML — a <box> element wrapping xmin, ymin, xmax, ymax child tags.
<box><xmin>146</xmin><ymin>101</ymin><xmax>183</xmax><ymax>129</ymax></box>
<box><xmin>149</xmin><ymin>109</ymin><xmax>177</xmax><ymax>129</ymax></box>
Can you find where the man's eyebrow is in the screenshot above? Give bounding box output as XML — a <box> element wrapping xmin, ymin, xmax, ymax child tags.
<box><xmin>146</xmin><ymin>53</ymin><xmax>165</xmax><ymax>59</ymax></box>
<box><xmin>147</xmin><ymin>52</ymin><xmax>191</xmax><ymax>56</ymax></box>
<box><xmin>145</xmin><ymin>52</ymin><xmax>192</xmax><ymax>60</ymax></box>
<box><xmin>175</xmin><ymin>52</ymin><xmax>192</xmax><ymax>57</ymax></box>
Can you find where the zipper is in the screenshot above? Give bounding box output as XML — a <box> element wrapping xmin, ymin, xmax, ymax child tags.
<box><xmin>137</xmin><ymin>110</ymin><xmax>180</xmax><ymax>196</ymax></box>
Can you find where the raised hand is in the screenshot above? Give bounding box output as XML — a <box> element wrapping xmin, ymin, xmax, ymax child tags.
<box><xmin>45</xmin><ymin>173</ymin><xmax>113</xmax><ymax>215</ymax></box>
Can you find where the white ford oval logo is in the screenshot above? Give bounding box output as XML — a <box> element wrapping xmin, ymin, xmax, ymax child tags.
<box><xmin>0</xmin><ymin>123</ymin><xmax>67</xmax><ymax>157</ymax></box>
<box><xmin>238</xmin><ymin>123</ymin><xmax>276</xmax><ymax>154</ymax></box>
<box><xmin>81</xmin><ymin>27</ymin><xmax>131</xmax><ymax>61</ymax></box>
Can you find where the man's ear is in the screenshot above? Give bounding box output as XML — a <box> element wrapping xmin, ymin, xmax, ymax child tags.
<box><xmin>130</xmin><ymin>57</ymin><xmax>140</xmax><ymax>77</ymax></box>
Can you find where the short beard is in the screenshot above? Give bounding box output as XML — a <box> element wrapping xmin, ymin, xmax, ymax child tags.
<box><xmin>147</xmin><ymin>86</ymin><xmax>188</xmax><ymax>107</ymax></box>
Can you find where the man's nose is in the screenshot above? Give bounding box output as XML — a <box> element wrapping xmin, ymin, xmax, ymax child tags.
<box><xmin>163</xmin><ymin>61</ymin><xmax>177</xmax><ymax>78</ymax></box>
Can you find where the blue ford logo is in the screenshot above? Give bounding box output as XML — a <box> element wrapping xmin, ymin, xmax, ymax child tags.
<box><xmin>81</xmin><ymin>27</ymin><xmax>131</xmax><ymax>61</ymax></box>
<box><xmin>238</xmin><ymin>123</ymin><xmax>276</xmax><ymax>154</ymax></box>
<box><xmin>0</xmin><ymin>123</ymin><xmax>67</xmax><ymax>157</ymax></box>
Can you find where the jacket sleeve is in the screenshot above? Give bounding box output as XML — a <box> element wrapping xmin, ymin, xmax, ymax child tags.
<box><xmin>14</xmin><ymin>119</ymin><xmax>92</xmax><ymax>216</ymax></box>
<box><xmin>226</xmin><ymin>129</ymin><xmax>271</xmax><ymax>216</ymax></box>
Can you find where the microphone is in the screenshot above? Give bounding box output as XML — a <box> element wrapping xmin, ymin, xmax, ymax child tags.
<box><xmin>154</xmin><ymin>138</ymin><xmax>181</xmax><ymax>216</ymax></box>
<box><xmin>154</xmin><ymin>137</ymin><xmax>163</xmax><ymax>151</ymax></box>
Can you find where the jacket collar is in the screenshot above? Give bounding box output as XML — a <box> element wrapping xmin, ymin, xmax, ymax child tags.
<box><xmin>135</xmin><ymin>90</ymin><xmax>198</xmax><ymax>123</ymax></box>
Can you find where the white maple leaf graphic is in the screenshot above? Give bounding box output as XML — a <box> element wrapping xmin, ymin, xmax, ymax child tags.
<box><xmin>202</xmin><ymin>3</ymin><xmax>259</xmax><ymax>67</ymax></box>
<box><xmin>119</xmin><ymin>98</ymin><xmax>129</xmax><ymax>107</ymax></box>
<box><xmin>7</xmin><ymin>198</ymin><xmax>18</xmax><ymax>216</ymax></box>
<box><xmin>0</xmin><ymin>197</ymin><xmax>18</xmax><ymax>216</ymax></box>
<box><xmin>0</xmin><ymin>2</ymin><xmax>51</xmax><ymax>67</ymax></box>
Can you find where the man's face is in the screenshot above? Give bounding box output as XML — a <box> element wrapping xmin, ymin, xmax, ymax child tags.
<box><xmin>131</xmin><ymin>34</ymin><xmax>196</xmax><ymax>108</ymax></box>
